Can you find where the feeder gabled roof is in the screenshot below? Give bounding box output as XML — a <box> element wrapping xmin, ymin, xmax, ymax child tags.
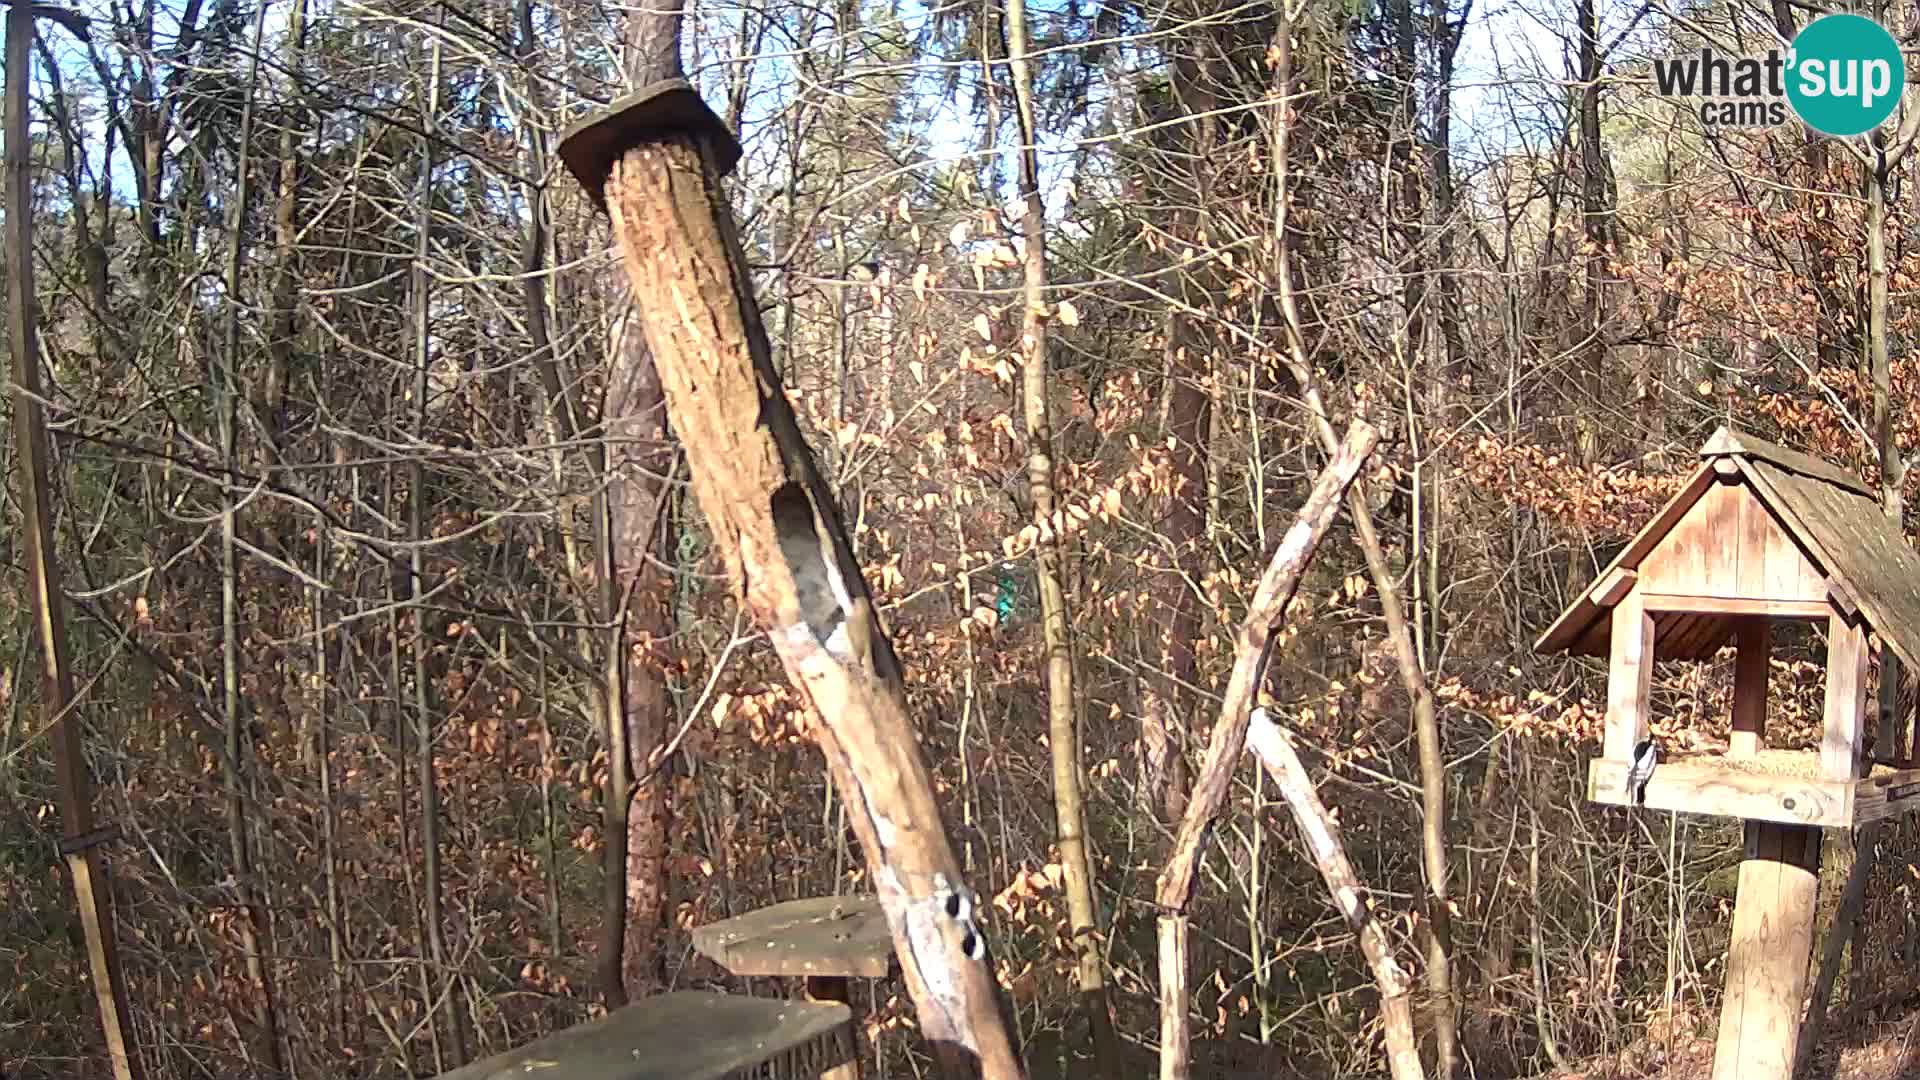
<box><xmin>1534</xmin><ymin>426</ymin><xmax>1920</xmax><ymax>673</ymax></box>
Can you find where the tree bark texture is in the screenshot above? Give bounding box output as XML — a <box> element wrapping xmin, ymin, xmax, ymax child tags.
<box><xmin>604</xmin><ymin>298</ymin><xmax>678</xmax><ymax>999</ymax></box>
<box><xmin>1002</xmin><ymin>0</ymin><xmax>1119</xmax><ymax>1067</ymax></box>
<box><xmin>601</xmin><ymin>135</ymin><xmax>1024</xmax><ymax>1078</ymax></box>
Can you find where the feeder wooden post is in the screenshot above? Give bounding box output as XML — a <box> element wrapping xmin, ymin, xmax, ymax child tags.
<box><xmin>1604</xmin><ymin>590</ymin><xmax>1654</xmax><ymax>763</ymax></box>
<box><xmin>1711</xmin><ymin>821</ymin><xmax>1822</xmax><ymax>1080</ymax></box>
<box><xmin>1823</xmin><ymin>614</ymin><xmax>1871</xmax><ymax>782</ymax></box>
<box><xmin>1731</xmin><ymin>618</ymin><xmax>1770</xmax><ymax>760</ymax></box>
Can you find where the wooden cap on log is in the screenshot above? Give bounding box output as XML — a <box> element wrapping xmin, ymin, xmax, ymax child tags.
<box><xmin>690</xmin><ymin>896</ymin><xmax>896</xmax><ymax>979</ymax></box>
<box><xmin>557</xmin><ymin>79</ymin><xmax>744</xmax><ymax>210</ymax></box>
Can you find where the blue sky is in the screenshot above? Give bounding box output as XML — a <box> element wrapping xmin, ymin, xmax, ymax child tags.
<box><xmin>9</xmin><ymin>0</ymin><xmax>1681</xmax><ymax>226</ymax></box>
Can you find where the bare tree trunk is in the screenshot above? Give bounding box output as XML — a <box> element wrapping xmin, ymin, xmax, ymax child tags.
<box><xmin>1527</xmin><ymin>784</ymin><xmax>1566</xmax><ymax>1070</ymax></box>
<box><xmin>1140</xmin><ymin>321</ymin><xmax>1208</xmax><ymax>825</ymax></box>
<box><xmin>5</xmin><ymin>7</ymin><xmax>145</xmax><ymax>1077</ymax></box>
<box><xmin>1245</xmin><ymin>710</ymin><xmax>1425</xmax><ymax>1080</ymax></box>
<box><xmin>1866</xmin><ymin>147</ymin><xmax>1906</xmax><ymax>763</ymax></box>
<box><xmin>1423</xmin><ymin>0</ymin><xmax>1465</xmax><ymax>670</ymax></box>
<box><xmin>1572</xmin><ymin>0</ymin><xmax>1606</xmax><ymax>471</ymax></box>
<box><xmin>410</xmin><ymin>30</ymin><xmax>467</xmax><ymax>1069</ymax></box>
<box><xmin>604</xmin><ymin>299</ymin><xmax>678</xmax><ymax>999</ymax></box>
<box><xmin>217</xmin><ymin>5</ymin><xmax>286</xmax><ymax>1068</ymax></box>
<box><xmin>1140</xmin><ymin>30</ymin><xmax>1219</xmax><ymax>828</ymax></box>
<box><xmin>1272</xmin><ymin>10</ymin><xmax>1455</xmax><ymax>1072</ymax></box>
<box><xmin>1797</xmin><ymin>140</ymin><xmax>1907</xmax><ymax>1078</ymax></box>
<box><xmin>314</xmin><ymin>503</ymin><xmax>347</xmax><ymax>1049</ymax></box>
<box><xmin>1769</xmin><ymin>0</ymin><xmax>1845</xmax><ymax>372</ymax></box>
<box><xmin>263</xmin><ymin>0</ymin><xmax>307</xmax><ymax>434</ymax></box>
<box><xmin>1000</xmin><ymin>0</ymin><xmax>1117</xmax><ymax>1068</ymax></box>
<box><xmin>1390</xmin><ymin>3</ymin><xmax>1458</xmax><ymax>1070</ymax></box>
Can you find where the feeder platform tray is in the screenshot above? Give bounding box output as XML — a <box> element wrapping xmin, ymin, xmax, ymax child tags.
<box><xmin>433</xmin><ymin>991</ymin><xmax>852</xmax><ymax>1080</ymax></box>
<box><xmin>691</xmin><ymin>895</ymin><xmax>894</xmax><ymax>979</ymax></box>
<box><xmin>1590</xmin><ymin>749</ymin><xmax>1920</xmax><ymax>828</ymax></box>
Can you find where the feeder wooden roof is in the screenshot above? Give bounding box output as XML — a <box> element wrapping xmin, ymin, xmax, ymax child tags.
<box><xmin>1535</xmin><ymin>426</ymin><xmax>1920</xmax><ymax>672</ymax></box>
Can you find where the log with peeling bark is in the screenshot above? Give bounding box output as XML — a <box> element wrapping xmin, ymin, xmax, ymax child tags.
<box><xmin>1244</xmin><ymin>709</ymin><xmax>1424</xmax><ymax>1080</ymax></box>
<box><xmin>556</xmin><ymin>23</ymin><xmax>1023</xmax><ymax>1076</ymax></box>
<box><xmin>1153</xmin><ymin>420</ymin><xmax>1377</xmax><ymax>1080</ymax></box>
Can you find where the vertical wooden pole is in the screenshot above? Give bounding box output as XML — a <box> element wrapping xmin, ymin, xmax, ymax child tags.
<box><xmin>1604</xmin><ymin>591</ymin><xmax>1654</xmax><ymax>763</ymax></box>
<box><xmin>6</xmin><ymin>7</ymin><xmax>144</xmax><ymax>1079</ymax></box>
<box><xmin>1822</xmin><ymin>614</ymin><xmax>1870</xmax><ymax>782</ymax></box>
<box><xmin>806</xmin><ymin>975</ymin><xmax>864</xmax><ymax>1080</ymax></box>
<box><xmin>1731</xmin><ymin>618</ymin><xmax>1770</xmax><ymax>760</ymax></box>
<box><xmin>1711</xmin><ymin>821</ymin><xmax>1822</xmax><ymax>1080</ymax></box>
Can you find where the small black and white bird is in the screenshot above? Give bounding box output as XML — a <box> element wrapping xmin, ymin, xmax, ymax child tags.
<box><xmin>1625</xmin><ymin>737</ymin><xmax>1659</xmax><ymax>805</ymax></box>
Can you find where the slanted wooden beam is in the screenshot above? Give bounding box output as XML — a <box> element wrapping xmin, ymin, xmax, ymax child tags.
<box><xmin>1823</xmin><ymin>614</ymin><xmax>1871</xmax><ymax>782</ymax></box>
<box><xmin>1153</xmin><ymin>422</ymin><xmax>1378</xmax><ymax>1080</ymax></box>
<box><xmin>1604</xmin><ymin>590</ymin><xmax>1654</xmax><ymax>763</ymax></box>
<box><xmin>7</xmin><ymin>6</ymin><xmax>142</xmax><ymax>1077</ymax></box>
<box><xmin>1711</xmin><ymin>822</ymin><xmax>1822</xmax><ymax>1080</ymax></box>
<box><xmin>1731</xmin><ymin>619</ymin><xmax>1770</xmax><ymax>760</ymax></box>
<box><xmin>1244</xmin><ymin>711</ymin><xmax>1422</xmax><ymax>1080</ymax></box>
<box><xmin>1588</xmin><ymin>567</ymin><xmax>1636</xmax><ymax>607</ymax></box>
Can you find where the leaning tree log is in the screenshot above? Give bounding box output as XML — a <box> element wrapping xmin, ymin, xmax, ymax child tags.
<box><xmin>1154</xmin><ymin>420</ymin><xmax>1378</xmax><ymax>1080</ymax></box>
<box><xmin>558</xmin><ymin>70</ymin><xmax>1024</xmax><ymax>1080</ymax></box>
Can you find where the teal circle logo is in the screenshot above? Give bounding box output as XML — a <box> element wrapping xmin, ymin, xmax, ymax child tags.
<box><xmin>1787</xmin><ymin>14</ymin><xmax>1905</xmax><ymax>137</ymax></box>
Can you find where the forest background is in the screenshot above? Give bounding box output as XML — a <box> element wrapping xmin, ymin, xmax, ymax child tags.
<box><xmin>4</xmin><ymin>0</ymin><xmax>1920</xmax><ymax>1075</ymax></box>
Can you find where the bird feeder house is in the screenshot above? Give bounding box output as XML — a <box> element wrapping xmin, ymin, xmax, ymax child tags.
<box><xmin>1536</xmin><ymin>426</ymin><xmax>1920</xmax><ymax>1080</ymax></box>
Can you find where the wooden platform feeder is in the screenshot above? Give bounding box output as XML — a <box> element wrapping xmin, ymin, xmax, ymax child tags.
<box><xmin>1536</xmin><ymin>426</ymin><xmax>1920</xmax><ymax>1080</ymax></box>
<box><xmin>433</xmin><ymin>991</ymin><xmax>854</xmax><ymax>1080</ymax></box>
<box><xmin>691</xmin><ymin>896</ymin><xmax>898</xmax><ymax>1080</ymax></box>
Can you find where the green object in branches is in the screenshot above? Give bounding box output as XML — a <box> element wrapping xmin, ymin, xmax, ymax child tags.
<box><xmin>995</xmin><ymin>564</ymin><xmax>1019</xmax><ymax>622</ymax></box>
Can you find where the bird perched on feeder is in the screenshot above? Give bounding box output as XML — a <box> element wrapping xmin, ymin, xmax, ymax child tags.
<box><xmin>1625</xmin><ymin>737</ymin><xmax>1659</xmax><ymax>805</ymax></box>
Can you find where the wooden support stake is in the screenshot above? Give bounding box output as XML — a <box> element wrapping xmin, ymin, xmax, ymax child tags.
<box><xmin>1823</xmin><ymin>614</ymin><xmax>1871</xmax><ymax>782</ymax></box>
<box><xmin>1604</xmin><ymin>591</ymin><xmax>1654</xmax><ymax>764</ymax></box>
<box><xmin>1711</xmin><ymin>821</ymin><xmax>1821</xmax><ymax>1080</ymax></box>
<box><xmin>1731</xmin><ymin>618</ymin><xmax>1770</xmax><ymax>760</ymax></box>
<box><xmin>6</xmin><ymin>6</ymin><xmax>142</xmax><ymax>1078</ymax></box>
<box><xmin>807</xmin><ymin>975</ymin><xmax>863</xmax><ymax>1080</ymax></box>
